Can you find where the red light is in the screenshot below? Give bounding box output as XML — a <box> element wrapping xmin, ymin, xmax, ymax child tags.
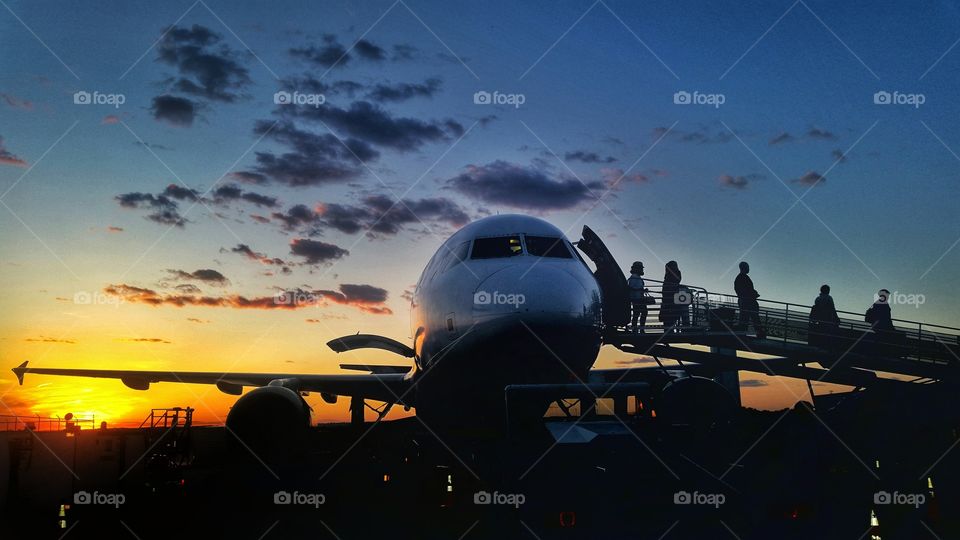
<box><xmin>559</xmin><ymin>511</ymin><xmax>576</xmax><ymax>527</ymax></box>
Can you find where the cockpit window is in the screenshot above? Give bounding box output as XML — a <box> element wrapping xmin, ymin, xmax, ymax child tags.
<box><xmin>471</xmin><ymin>236</ymin><xmax>523</xmax><ymax>259</ymax></box>
<box><xmin>525</xmin><ymin>236</ymin><xmax>572</xmax><ymax>258</ymax></box>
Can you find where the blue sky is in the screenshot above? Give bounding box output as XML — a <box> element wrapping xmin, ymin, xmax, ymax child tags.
<box><xmin>2</xmin><ymin>0</ymin><xmax>960</xmax><ymax>419</ymax></box>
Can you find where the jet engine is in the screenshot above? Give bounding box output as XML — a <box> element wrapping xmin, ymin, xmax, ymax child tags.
<box><xmin>655</xmin><ymin>376</ymin><xmax>737</xmax><ymax>429</ymax></box>
<box><xmin>225</xmin><ymin>385</ymin><xmax>311</xmax><ymax>459</ymax></box>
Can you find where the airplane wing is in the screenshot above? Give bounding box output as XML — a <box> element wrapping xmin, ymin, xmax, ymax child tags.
<box><xmin>11</xmin><ymin>361</ymin><xmax>414</xmax><ymax>406</ymax></box>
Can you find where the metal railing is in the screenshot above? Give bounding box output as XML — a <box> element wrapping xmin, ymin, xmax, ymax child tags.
<box><xmin>139</xmin><ymin>407</ymin><xmax>194</xmax><ymax>429</ymax></box>
<box><xmin>0</xmin><ymin>414</ymin><xmax>95</xmax><ymax>432</ymax></box>
<box><xmin>624</xmin><ymin>279</ymin><xmax>960</xmax><ymax>367</ymax></box>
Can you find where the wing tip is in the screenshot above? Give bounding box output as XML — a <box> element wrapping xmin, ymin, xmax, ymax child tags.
<box><xmin>12</xmin><ymin>360</ymin><xmax>28</xmax><ymax>385</ymax></box>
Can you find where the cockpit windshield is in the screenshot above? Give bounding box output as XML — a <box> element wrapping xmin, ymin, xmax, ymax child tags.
<box><xmin>525</xmin><ymin>235</ymin><xmax>572</xmax><ymax>258</ymax></box>
<box><xmin>470</xmin><ymin>236</ymin><xmax>523</xmax><ymax>259</ymax></box>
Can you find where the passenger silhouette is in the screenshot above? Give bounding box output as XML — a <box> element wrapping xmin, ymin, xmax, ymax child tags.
<box><xmin>659</xmin><ymin>261</ymin><xmax>682</xmax><ymax>332</ymax></box>
<box><xmin>627</xmin><ymin>261</ymin><xmax>653</xmax><ymax>333</ymax></box>
<box><xmin>867</xmin><ymin>288</ymin><xmax>895</xmax><ymax>331</ymax></box>
<box><xmin>734</xmin><ymin>261</ymin><xmax>766</xmax><ymax>339</ymax></box>
<box><xmin>809</xmin><ymin>284</ymin><xmax>840</xmax><ymax>348</ymax></box>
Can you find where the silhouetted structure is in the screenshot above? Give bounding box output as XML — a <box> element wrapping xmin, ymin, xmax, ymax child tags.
<box><xmin>734</xmin><ymin>261</ymin><xmax>766</xmax><ymax>339</ymax></box>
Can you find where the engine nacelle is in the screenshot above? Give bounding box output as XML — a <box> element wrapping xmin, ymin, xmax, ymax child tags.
<box><xmin>226</xmin><ymin>386</ymin><xmax>311</xmax><ymax>458</ymax></box>
<box><xmin>656</xmin><ymin>376</ymin><xmax>736</xmax><ymax>429</ymax></box>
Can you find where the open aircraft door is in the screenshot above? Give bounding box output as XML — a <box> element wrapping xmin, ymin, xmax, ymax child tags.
<box><xmin>575</xmin><ymin>225</ymin><xmax>630</xmax><ymax>330</ymax></box>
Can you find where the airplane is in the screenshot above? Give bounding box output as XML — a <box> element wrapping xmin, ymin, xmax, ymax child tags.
<box><xmin>11</xmin><ymin>214</ymin><xmax>735</xmax><ymax>446</ymax></box>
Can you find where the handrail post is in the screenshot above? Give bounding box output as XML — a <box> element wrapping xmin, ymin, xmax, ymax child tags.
<box><xmin>785</xmin><ymin>304</ymin><xmax>789</xmax><ymax>344</ymax></box>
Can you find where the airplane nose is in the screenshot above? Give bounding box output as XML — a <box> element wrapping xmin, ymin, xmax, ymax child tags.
<box><xmin>472</xmin><ymin>263</ymin><xmax>598</xmax><ymax>322</ymax></box>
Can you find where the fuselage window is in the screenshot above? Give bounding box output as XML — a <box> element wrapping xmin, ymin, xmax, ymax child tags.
<box><xmin>470</xmin><ymin>236</ymin><xmax>524</xmax><ymax>259</ymax></box>
<box><xmin>525</xmin><ymin>235</ymin><xmax>573</xmax><ymax>258</ymax></box>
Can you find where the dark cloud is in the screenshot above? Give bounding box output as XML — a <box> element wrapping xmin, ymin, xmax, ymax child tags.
<box><xmin>289</xmin><ymin>35</ymin><xmax>350</xmax><ymax>68</ymax></box>
<box><xmin>367</xmin><ymin>78</ymin><xmax>441</xmax><ymax>102</ymax></box>
<box><xmin>104</xmin><ymin>283</ymin><xmax>379</xmax><ymax>311</ymax></box>
<box><xmin>831</xmin><ymin>149</ymin><xmax>848</xmax><ymax>163</ymax></box>
<box><xmin>211</xmin><ymin>184</ymin><xmax>279</xmax><ymax>207</ymax></box>
<box><xmin>0</xmin><ymin>136</ymin><xmax>28</xmax><ymax>168</ymax></box>
<box><xmin>174</xmin><ymin>283</ymin><xmax>202</xmax><ymax>294</ymax></box>
<box><xmin>272</xmin><ymin>204</ymin><xmax>319</xmax><ymax>230</ymax></box>
<box><xmin>806</xmin><ymin>127</ymin><xmax>836</xmax><ymax>140</ymax></box>
<box><xmin>739</xmin><ymin>379</ymin><xmax>769</xmax><ymax>387</ymax></box>
<box><xmin>289</xmin><ymin>238</ymin><xmax>349</xmax><ymax>264</ymax></box>
<box><xmin>446</xmin><ymin>160</ymin><xmax>601</xmax><ymax>210</ymax></box>
<box><xmin>279</xmin><ymin>100</ymin><xmax>463</xmax><ymax>151</ymax></box>
<box><xmin>150</xmin><ymin>95</ymin><xmax>196</xmax><ymax>127</ymax></box>
<box><xmin>564</xmin><ymin>150</ymin><xmax>617</xmax><ymax>164</ymax></box>
<box><xmin>107</xmin><ymin>226</ymin><xmax>124</xmax><ymax>233</ymax></box>
<box><xmin>792</xmin><ymin>171</ymin><xmax>826</xmax><ymax>187</ymax></box>
<box><xmin>354</xmin><ymin>39</ymin><xmax>386</xmax><ymax>61</ymax></box>
<box><xmin>115</xmin><ymin>191</ymin><xmax>186</xmax><ymax>227</ymax></box>
<box><xmin>1</xmin><ymin>93</ymin><xmax>33</xmax><ymax>111</ymax></box>
<box><xmin>226</xmin><ymin>244</ymin><xmax>292</xmax><ymax>274</ymax></box>
<box><xmin>312</xmin><ymin>195</ymin><xmax>469</xmax><ymax>237</ymax></box>
<box><xmin>167</xmin><ymin>268</ymin><xmax>230</xmax><ymax>285</ymax></box>
<box><xmin>316</xmin><ymin>284</ymin><xmax>392</xmax><ymax>315</ymax></box>
<box><xmin>769</xmin><ymin>132</ymin><xmax>794</xmax><ymax>145</ymax></box>
<box><xmin>162</xmin><ymin>183</ymin><xmax>201</xmax><ymax>201</ymax></box>
<box><xmin>392</xmin><ymin>44</ymin><xmax>419</xmax><ymax>61</ymax></box>
<box><xmin>653</xmin><ymin>126</ymin><xmax>732</xmax><ymax>144</ymax></box>
<box><xmin>279</xmin><ymin>76</ymin><xmax>364</xmax><ymax>99</ymax></box>
<box><xmin>157</xmin><ymin>24</ymin><xmax>251</xmax><ymax>102</ymax></box>
<box><xmin>118</xmin><ymin>337</ymin><xmax>171</xmax><ymax>344</ymax></box>
<box><xmin>235</xmin><ymin>120</ymin><xmax>374</xmax><ymax>188</ymax></box>
<box><xmin>600</xmin><ymin>167</ymin><xmax>648</xmax><ymax>189</ymax></box>
<box><xmin>718</xmin><ymin>173</ymin><xmax>761</xmax><ymax>190</ymax></box>
<box><xmin>25</xmin><ymin>336</ymin><xmax>76</xmax><ymax>344</ymax></box>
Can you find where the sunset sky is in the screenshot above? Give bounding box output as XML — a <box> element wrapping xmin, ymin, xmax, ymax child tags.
<box><xmin>2</xmin><ymin>0</ymin><xmax>959</xmax><ymax>425</ymax></box>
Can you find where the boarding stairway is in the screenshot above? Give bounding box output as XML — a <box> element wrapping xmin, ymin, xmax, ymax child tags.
<box><xmin>604</xmin><ymin>280</ymin><xmax>960</xmax><ymax>390</ymax></box>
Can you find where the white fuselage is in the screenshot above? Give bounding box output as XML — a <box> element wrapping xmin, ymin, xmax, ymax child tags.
<box><xmin>408</xmin><ymin>215</ymin><xmax>603</xmax><ymax>422</ymax></box>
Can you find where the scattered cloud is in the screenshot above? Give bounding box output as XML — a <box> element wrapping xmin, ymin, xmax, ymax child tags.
<box><xmin>157</xmin><ymin>24</ymin><xmax>251</xmax><ymax>102</ymax></box>
<box><xmin>792</xmin><ymin>171</ymin><xmax>826</xmax><ymax>187</ymax></box>
<box><xmin>25</xmin><ymin>337</ymin><xmax>76</xmax><ymax>344</ymax></box>
<box><xmin>769</xmin><ymin>132</ymin><xmax>794</xmax><ymax>145</ymax></box>
<box><xmin>225</xmin><ymin>244</ymin><xmax>292</xmax><ymax>274</ymax></box>
<box><xmin>0</xmin><ymin>93</ymin><xmax>33</xmax><ymax>111</ymax></box>
<box><xmin>0</xmin><ymin>136</ymin><xmax>28</xmax><ymax>168</ymax></box>
<box><xmin>446</xmin><ymin>160</ymin><xmax>601</xmax><ymax>210</ymax></box>
<box><xmin>317</xmin><ymin>195</ymin><xmax>469</xmax><ymax>237</ymax></box>
<box><xmin>166</xmin><ymin>268</ymin><xmax>230</xmax><ymax>286</ymax></box>
<box><xmin>115</xmin><ymin>191</ymin><xmax>186</xmax><ymax>227</ymax></box>
<box><xmin>118</xmin><ymin>337</ymin><xmax>171</xmax><ymax>344</ymax></box>
<box><xmin>279</xmin><ymin>100</ymin><xmax>463</xmax><ymax>151</ymax></box>
<box><xmin>367</xmin><ymin>78</ymin><xmax>441</xmax><ymax>102</ymax></box>
<box><xmin>290</xmin><ymin>35</ymin><xmax>389</xmax><ymax>67</ymax></box>
<box><xmin>806</xmin><ymin>127</ymin><xmax>836</xmax><ymax>140</ymax></box>
<box><xmin>653</xmin><ymin>125</ymin><xmax>732</xmax><ymax>144</ymax></box>
<box><xmin>150</xmin><ymin>95</ymin><xmax>197</xmax><ymax>127</ymax></box>
<box><xmin>831</xmin><ymin>149</ymin><xmax>848</xmax><ymax>163</ymax></box>
<box><xmin>289</xmin><ymin>238</ymin><xmax>350</xmax><ymax>264</ymax></box>
<box><xmin>564</xmin><ymin>150</ymin><xmax>617</xmax><ymax>164</ymax></box>
<box><xmin>107</xmin><ymin>226</ymin><xmax>124</xmax><ymax>233</ymax></box>
<box><xmin>740</xmin><ymin>378</ymin><xmax>769</xmax><ymax>387</ymax></box>
<box><xmin>101</xmin><ymin>115</ymin><xmax>121</xmax><ymax>125</ymax></box>
<box><xmin>315</xmin><ymin>283</ymin><xmax>392</xmax><ymax>315</ymax></box>
<box><xmin>718</xmin><ymin>173</ymin><xmax>762</xmax><ymax>190</ymax></box>
<box><xmin>103</xmin><ymin>283</ymin><xmax>390</xmax><ymax>314</ymax></box>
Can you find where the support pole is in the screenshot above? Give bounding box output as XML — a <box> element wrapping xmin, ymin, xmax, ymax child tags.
<box><xmin>350</xmin><ymin>396</ymin><xmax>364</xmax><ymax>425</ymax></box>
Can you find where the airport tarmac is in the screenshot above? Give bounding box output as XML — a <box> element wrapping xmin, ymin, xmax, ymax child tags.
<box><xmin>1</xmin><ymin>403</ymin><xmax>957</xmax><ymax>540</ymax></box>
